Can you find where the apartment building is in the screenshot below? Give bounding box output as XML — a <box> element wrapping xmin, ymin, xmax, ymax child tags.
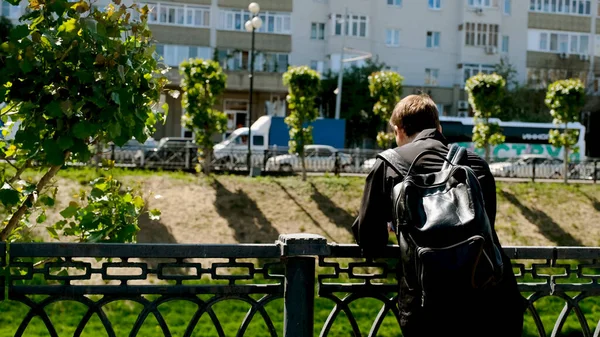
<box><xmin>2</xmin><ymin>0</ymin><xmax>599</xmax><ymax>139</ymax></box>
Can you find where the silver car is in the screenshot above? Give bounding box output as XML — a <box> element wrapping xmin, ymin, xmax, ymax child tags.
<box><xmin>266</xmin><ymin>145</ymin><xmax>352</xmax><ymax>172</ymax></box>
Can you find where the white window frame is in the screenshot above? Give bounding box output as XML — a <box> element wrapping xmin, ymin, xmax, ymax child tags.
<box><xmin>428</xmin><ymin>0</ymin><xmax>442</xmax><ymax>10</ymax></box>
<box><xmin>311</xmin><ymin>22</ymin><xmax>326</xmax><ymax>40</ymax></box>
<box><xmin>387</xmin><ymin>0</ymin><xmax>402</xmax><ymax>6</ymax></box>
<box><xmin>468</xmin><ymin>0</ymin><xmax>493</xmax><ymax>7</ymax></box>
<box><xmin>220</xmin><ymin>9</ymin><xmax>292</xmax><ymax>35</ymax></box>
<box><xmin>425</xmin><ymin>68</ymin><xmax>439</xmax><ymax>86</ymax></box>
<box><xmin>533</xmin><ymin>30</ymin><xmax>590</xmax><ymax>55</ymax></box>
<box><xmin>218</xmin><ymin>49</ymin><xmax>289</xmax><ymax>72</ymax></box>
<box><xmin>464</xmin><ymin>23</ymin><xmax>499</xmax><ymax>47</ymax></box>
<box><xmin>332</xmin><ymin>13</ymin><xmax>369</xmax><ymax>38</ymax></box>
<box><xmin>144</xmin><ymin>2</ymin><xmax>210</xmax><ymax>28</ymax></box>
<box><xmin>501</xmin><ymin>35</ymin><xmax>509</xmax><ymax>53</ymax></box>
<box><xmin>463</xmin><ymin>64</ymin><xmax>495</xmax><ymax>85</ymax></box>
<box><xmin>385</xmin><ymin>29</ymin><xmax>400</xmax><ymax>47</ymax></box>
<box><xmin>155</xmin><ymin>44</ymin><xmax>213</xmax><ymax>67</ymax></box>
<box><xmin>529</xmin><ymin>0</ymin><xmax>591</xmax><ymax>16</ymax></box>
<box><xmin>426</xmin><ymin>31</ymin><xmax>441</xmax><ymax>48</ymax></box>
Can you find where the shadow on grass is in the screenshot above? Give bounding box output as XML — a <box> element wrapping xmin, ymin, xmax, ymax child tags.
<box><xmin>499</xmin><ymin>190</ymin><xmax>582</xmax><ymax>246</ymax></box>
<box><xmin>212</xmin><ymin>178</ymin><xmax>280</xmax><ymax>244</ymax></box>
<box><xmin>273</xmin><ymin>181</ymin><xmax>336</xmax><ymax>241</ymax></box>
<box><xmin>309</xmin><ymin>183</ymin><xmax>355</xmax><ymax>233</ymax></box>
<box><xmin>579</xmin><ymin>191</ymin><xmax>600</xmax><ymax>212</ymax></box>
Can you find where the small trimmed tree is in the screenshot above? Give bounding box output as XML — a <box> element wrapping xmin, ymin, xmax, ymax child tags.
<box><xmin>465</xmin><ymin>73</ymin><xmax>506</xmax><ymax>162</ymax></box>
<box><xmin>368</xmin><ymin>71</ymin><xmax>403</xmax><ymax>149</ymax></box>
<box><xmin>545</xmin><ymin>79</ymin><xmax>585</xmax><ymax>183</ymax></box>
<box><xmin>179</xmin><ymin>59</ymin><xmax>228</xmax><ymax>175</ymax></box>
<box><xmin>0</xmin><ymin>0</ymin><xmax>167</xmax><ymax>242</ymax></box>
<box><xmin>283</xmin><ymin>66</ymin><xmax>320</xmax><ymax>181</ymax></box>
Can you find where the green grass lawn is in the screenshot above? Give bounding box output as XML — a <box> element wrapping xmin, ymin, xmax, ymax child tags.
<box><xmin>0</xmin><ymin>291</ymin><xmax>597</xmax><ymax>336</ymax></box>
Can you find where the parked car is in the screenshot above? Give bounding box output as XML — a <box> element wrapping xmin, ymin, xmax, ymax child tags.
<box><xmin>265</xmin><ymin>145</ymin><xmax>352</xmax><ymax>172</ymax></box>
<box><xmin>140</xmin><ymin>137</ymin><xmax>198</xmax><ymax>168</ymax></box>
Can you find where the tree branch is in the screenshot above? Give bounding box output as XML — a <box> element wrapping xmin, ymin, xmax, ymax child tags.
<box><xmin>0</xmin><ymin>163</ymin><xmax>63</xmax><ymax>241</ymax></box>
<box><xmin>7</xmin><ymin>159</ymin><xmax>31</xmax><ymax>184</ymax></box>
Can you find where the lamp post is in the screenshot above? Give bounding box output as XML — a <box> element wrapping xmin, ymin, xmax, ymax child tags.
<box><xmin>245</xmin><ymin>2</ymin><xmax>262</xmax><ymax>177</ymax></box>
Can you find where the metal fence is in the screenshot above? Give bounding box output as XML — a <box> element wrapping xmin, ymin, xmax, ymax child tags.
<box><xmin>92</xmin><ymin>143</ymin><xmax>600</xmax><ymax>182</ymax></box>
<box><xmin>2</xmin><ymin>235</ymin><xmax>600</xmax><ymax>336</ymax></box>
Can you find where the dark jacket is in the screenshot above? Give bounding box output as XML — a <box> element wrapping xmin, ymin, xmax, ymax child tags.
<box><xmin>352</xmin><ymin>129</ymin><xmax>526</xmax><ymax>337</ymax></box>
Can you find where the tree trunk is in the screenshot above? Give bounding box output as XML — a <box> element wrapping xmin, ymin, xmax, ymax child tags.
<box><xmin>204</xmin><ymin>146</ymin><xmax>212</xmax><ymax>175</ymax></box>
<box><xmin>301</xmin><ymin>152</ymin><xmax>307</xmax><ymax>181</ymax></box>
<box><xmin>564</xmin><ymin>145</ymin><xmax>569</xmax><ymax>184</ymax></box>
<box><xmin>484</xmin><ymin>143</ymin><xmax>491</xmax><ymax>163</ymax></box>
<box><xmin>0</xmin><ymin>164</ymin><xmax>63</xmax><ymax>241</ymax></box>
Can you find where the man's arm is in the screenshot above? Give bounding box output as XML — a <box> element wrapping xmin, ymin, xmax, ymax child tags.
<box><xmin>352</xmin><ymin>160</ymin><xmax>391</xmax><ymax>256</ymax></box>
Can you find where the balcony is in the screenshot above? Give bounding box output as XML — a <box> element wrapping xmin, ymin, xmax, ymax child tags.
<box><xmin>165</xmin><ymin>68</ymin><xmax>287</xmax><ymax>92</ymax></box>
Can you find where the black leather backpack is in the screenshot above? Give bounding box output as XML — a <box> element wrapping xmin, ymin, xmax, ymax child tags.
<box><xmin>377</xmin><ymin>144</ymin><xmax>504</xmax><ymax>307</ymax></box>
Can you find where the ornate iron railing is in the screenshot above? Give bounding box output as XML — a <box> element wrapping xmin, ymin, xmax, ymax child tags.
<box><xmin>2</xmin><ymin>235</ymin><xmax>600</xmax><ymax>337</ymax></box>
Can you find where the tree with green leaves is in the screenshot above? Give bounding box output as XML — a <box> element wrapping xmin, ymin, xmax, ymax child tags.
<box><xmin>283</xmin><ymin>66</ymin><xmax>320</xmax><ymax>181</ymax></box>
<box><xmin>319</xmin><ymin>60</ymin><xmax>387</xmax><ymax>147</ymax></box>
<box><xmin>465</xmin><ymin>73</ymin><xmax>506</xmax><ymax>162</ymax></box>
<box><xmin>0</xmin><ymin>0</ymin><xmax>167</xmax><ymax>242</ymax></box>
<box><xmin>0</xmin><ymin>16</ymin><xmax>13</xmax><ymax>43</ymax></box>
<box><xmin>179</xmin><ymin>59</ymin><xmax>227</xmax><ymax>175</ymax></box>
<box><xmin>368</xmin><ymin>70</ymin><xmax>403</xmax><ymax>149</ymax></box>
<box><xmin>545</xmin><ymin>79</ymin><xmax>585</xmax><ymax>183</ymax></box>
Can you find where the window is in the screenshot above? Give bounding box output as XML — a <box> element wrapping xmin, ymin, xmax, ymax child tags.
<box><xmin>501</xmin><ymin>35</ymin><xmax>509</xmax><ymax>53</ymax></box>
<box><xmin>534</xmin><ymin>30</ymin><xmax>590</xmax><ymax>54</ymax></box>
<box><xmin>310</xmin><ymin>60</ymin><xmax>324</xmax><ymax>73</ymax></box>
<box><xmin>463</xmin><ymin>64</ymin><xmax>495</xmax><ymax>84</ymax></box>
<box><xmin>529</xmin><ymin>0</ymin><xmax>591</xmax><ymax>15</ymax></box>
<box><xmin>425</xmin><ymin>68</ymin><xmax>439</xmax><ymax>86</ymax></box>
<box><xmin>468</xmin><ymin>0</ymin><xmax>492</xmax><ymax>7</ymax></box>
<box><xmin>464</xmin><ymin>22</ymin><xmax>498</xmax><ymax>47</ymax></box>
<box><xmin>333</xmin><ymin>14</ymin><xmax>368</xmax><ymax>37</ymax></box>
<box><xmin>504</xmin><ymin>0</ymin><xmax>511</xmax><ymax>14</ymax></box>
<box><xmin>311</xmin><ymin>22</ymin><xmax>325</xmax><ymax>40</ymax></box>
<box><xmin>332</xmin><ymin>14</ymin><xmax>368</xmax><ymax>37</ymax></box>
<box><xmin>155</xmin><ymin>44</ymin><xmax>212</xmax><ymax>66</ymax></box>
<box><xmin>218</xmin><ymin>49</ymin><xmax>289</xmax><ymax>72</ymax></box>
<box><xmin>143</xmin><ymin>2</ymin><xmax>210</xmax><ymax>27</ymax></box>
<box><xmin>385</xmin><ymin>29</ymin><xmax>400</xmax><ymax>47</ymax></box>
<box><xmin>220</xmin><ymin>9</ymin><xmax>291</xmax><ymax>34</ymax></box>
<box><xmin>387</xmin><ymin>0</ymin><xmax>402</xmax><ymax>5</ymax></box>
<box><xmin>426</xmin><ymin>31</ymin><xmax>440</xmax><ymax>48</ymax></box>
<box><xmin>253</xmin><ymin>135</ymin><xmax>264</xmax><ymax>146</ymax></box>
<box><xmin>428</xmin><ymin>0</ymin><xmax>441</xmax><ymax>9</ymax></box>
<box><xmin>527</xmin><ymin>67</ymin><xmax>586</xmax><ymax>89</ymax></box>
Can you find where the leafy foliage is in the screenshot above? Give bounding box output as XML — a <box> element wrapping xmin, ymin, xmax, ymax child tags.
<box><xmin>545</xmin><ymin>79</ymin><xmax>585</xmax><ymax>183</ymax></box>
<box><xmin>0</xmin><ymin>16</ymin><xmax>13</xmax><ymax>42</ymax></box>
<box><xmin>368</xmin><ymin>70</ymin><xmax>403</xmax><ymax>148</ymax></box>
<box><xmin>494</xmin><ymin>59</ymin><xmax>551</xmax><ymax>123</ymax></box>
<box><xmin>319</xmin><ymin>60</ymin><xmax>387</xmax><ymax>147</ymax></box>
<box><xmin>465</xmin><ymin>73</ymin><xmax>506</xmax><ymax>160</ymax></box>
<box><xmin>48</xmin><ymin>173</ymin><xmax>159</xmax><ymax>242</ymax></box>
<box><xmin>0</xmin><ymin>0</ymin><xmax>167</xmax><ymax>241</ymax></box>
<box><xmin>179</xmin><ymin>59</ymin><xmax>227</xmax><ymax>174</ymax></box>
<box><xmin>283</xmin><ymin>66</ymin><xmax>320</xmax><ymax>181</ymax></box>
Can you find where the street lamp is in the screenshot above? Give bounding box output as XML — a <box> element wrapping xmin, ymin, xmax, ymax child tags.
<box><xmin>245</xmin><ymin>2</ymin><xmax>262</xmax><ymax>177</ymax></box>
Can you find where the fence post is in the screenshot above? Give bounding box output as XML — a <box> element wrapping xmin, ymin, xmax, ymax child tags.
<box><xmin>334</xmin><ymin>152</ymin><xmax>340</xmax><ymax>176</ymax></box>
<box><xmin>110</xmin><ymin>143</ymin><xmax>115</xmax><ymax>161</ymax></box>
<box><xmin>532</xmin><ymin>160</ymin><xmax>536</xmax><ymax>183</ymax></box>
<box><xmin>354</xmin><ymin>148</ymin><xmax>360</xmax><ymax>172</ymax></box>
<box><xmin>277</xmin><ymin>234</ymin><xmax>329</xmax><ymax>337</ymax></box>
<box><xmin>594</xmin><ymin>160</ymin><xmax>598</xmax><ymax>184</ymax></box>
<box><xmin>185</xmin><ymin>141</ymin><xmax>191</xmax><ymax>170</ymax></box>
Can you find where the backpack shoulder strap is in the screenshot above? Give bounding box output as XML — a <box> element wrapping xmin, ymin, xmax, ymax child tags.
<box><xmin>377</xmin><ymin>149</ymin><xmax>407</xmax><ymax>176</ymax></box>
<box><xmin>442</xmin><ymin>144</ymin><xmax>467</xmax><ymax>171</ymax></box>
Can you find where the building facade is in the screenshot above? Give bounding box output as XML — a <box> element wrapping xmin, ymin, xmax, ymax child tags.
<box><xmin>2</xmin><ymin>0</ymin><xmax>600</xmax><ymax>139</ymax></box>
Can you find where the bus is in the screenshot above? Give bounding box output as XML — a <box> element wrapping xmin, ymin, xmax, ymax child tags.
<box><xmin>439</xmin><ymin>116</ymin><xmax>587</xmax><ymax>162</ymax></box>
